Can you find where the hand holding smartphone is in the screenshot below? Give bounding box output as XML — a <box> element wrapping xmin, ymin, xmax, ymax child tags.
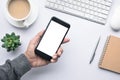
<box><xmin>35</xmin><ymin>17</ymin><xmax>70</xmax><ymax>61</ymax></box>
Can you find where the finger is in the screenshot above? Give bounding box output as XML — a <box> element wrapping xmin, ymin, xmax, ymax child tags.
<box><xmin>51</xmin><ymin>59</ymin><xmax>58</xmax><ymax>63</ymax></box>
<box><xmin>51</xmin><ymin>48</ymin><xmax>63</xmax><ymax>63</ymax></box>
<box><xmin>32</xmin><ymin>30</ymin><xmax>45</xmax><ymax>45</ymax></box>
<box><xmin>52</xmin><ymin>54</ymin><xmax>58</xmax><ymax>60</ymax></box>
<box><xmin>36</xmin><ymin>30</ymin><xmax>45</xmax><ymax>38</ymax></box>
<box><xmin>57</xmin><ymin>48</ymin><xmax>63</xmax><ymax>57</ymax></box>
<box><xmin>35</xmin><ymin>30</ymin><xmax>45</xmax><ymax>41</ymax></box>
<box><xmin>62</xmin><ymin>38</ymin><xmax>70</xmax><ymax>44</ymax></box>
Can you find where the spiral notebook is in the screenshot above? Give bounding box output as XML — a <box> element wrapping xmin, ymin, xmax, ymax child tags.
<box><xmin>99</xmin><ymin>35</ymin><xmax>120</xmax><ymax>73</ymax></box>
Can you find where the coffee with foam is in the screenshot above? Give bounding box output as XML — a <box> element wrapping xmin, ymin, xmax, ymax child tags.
<box><xmin>8</xmin><ymin>0</ymin><xmax>30</xmax><ymax>19</ymax></box>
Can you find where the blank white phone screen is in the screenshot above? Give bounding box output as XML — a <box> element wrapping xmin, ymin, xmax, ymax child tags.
<box><xmin>37</xmin><ymin>21</ymin><xmax>68</xmax><ymax>56</ymax></box>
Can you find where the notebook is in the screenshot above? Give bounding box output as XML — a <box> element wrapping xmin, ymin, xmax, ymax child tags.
<box><xmin>99</xmin><ymin>35</ymin><xmax>120</xmax><ymax>73</ymax></box>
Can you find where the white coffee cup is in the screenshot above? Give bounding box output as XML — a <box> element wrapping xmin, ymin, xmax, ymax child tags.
<box><xmin>6</xmin><ymin>0</ymin><xmax>32</xmax><ymax>28</ymax></box>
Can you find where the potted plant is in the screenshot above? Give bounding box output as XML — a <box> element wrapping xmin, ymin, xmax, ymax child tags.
<box><xmin>1</xmin><ymin>32</ymin><xmax>21</xmax><ymax>52</ymax></box>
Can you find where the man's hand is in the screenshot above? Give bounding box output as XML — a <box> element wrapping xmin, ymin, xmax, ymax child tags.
<box><xmin>24</xmin><ymin>30</ymin><xmax>70</xmax><ymax>67</ymax></box>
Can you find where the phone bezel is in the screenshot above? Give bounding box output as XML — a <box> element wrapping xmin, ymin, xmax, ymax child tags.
<box><xmin>35</xmin><ymin>17</ymin><xmax>70</xmax><ymax>61</ymax></box>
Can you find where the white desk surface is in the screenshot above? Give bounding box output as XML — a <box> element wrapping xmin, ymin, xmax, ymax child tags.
<box><xmin>0</xmin><ymin>0</ymin><xmax>120</xmax><ymax>80</ymax></box>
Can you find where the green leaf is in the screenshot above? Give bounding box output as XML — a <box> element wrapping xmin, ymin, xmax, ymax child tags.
<box><xmin>14</xmin><ymin>40</ymin><xmax>19</xmax><ymax>43</ymax></box>
<box><xmin>2</xmin><ymin>44</ymin><xmax>5</xmax><ymax>48</ymax></box>
<box><xmin>18</xmin><ymin>42</ymin><xmax>21</xmax><ymax>45</ymax></box>
<box><xmin>16</xmin><ymin>35</ymin><xmax>20</xmax><ymax>39</ymax></box>
<box><xmin>11</xmin><ymin>32</ymin><xmax>15</xmax><ymax>36</ymax></box>
<box><xmin>7</xmin><ymin>49</ymin><xmax>10</xmax><ymax>52</ymax></box>
<box><xmin>6</xmin><ymin>34</ymin><xmax>10</xmax><ymax>37</ymax></box>
<box><xmin>1</xmin><ymin>39</ymin><xmax>5</xmax><ymax>42</ymax></box>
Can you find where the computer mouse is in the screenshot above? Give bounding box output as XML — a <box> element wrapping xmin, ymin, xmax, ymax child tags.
<box><xmin>110</xmin><ymin>7</ymin><xmax>120</xmax><ymax>31</ymax></box>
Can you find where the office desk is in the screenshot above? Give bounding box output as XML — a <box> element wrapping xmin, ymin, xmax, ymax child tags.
<box><xmin>0</xmin><ymin>0</ymin><xmax>120</xmax><ymax>80</ymax></box>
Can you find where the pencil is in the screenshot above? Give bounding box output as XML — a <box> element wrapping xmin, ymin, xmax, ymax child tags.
<box><xmin>89</xmin><ymin>36</ymin><xmax>101</xmax><ymax>64</ymax></box>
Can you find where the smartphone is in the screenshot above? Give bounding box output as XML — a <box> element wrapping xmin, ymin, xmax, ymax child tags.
<box><xmin>35</xmin><ymin>17</ymin><xmax>70</xmax><ymax>61</ymax></box>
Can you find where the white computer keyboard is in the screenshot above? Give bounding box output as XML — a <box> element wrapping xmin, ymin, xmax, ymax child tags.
<box><xmin>45</xmin><ymin>0</ymin><xmax>112</xmax><ymax>25</ymax></box>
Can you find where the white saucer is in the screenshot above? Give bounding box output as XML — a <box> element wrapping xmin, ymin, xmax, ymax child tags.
<box><xmin>5</xmin><ymin>1</ymin><xmax>38</xmax><ymax>28</ymax></box>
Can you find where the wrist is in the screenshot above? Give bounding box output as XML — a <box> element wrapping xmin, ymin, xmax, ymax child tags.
<box><xmin>24</xmin><ymin>52</ymin><xmax>33</xmax><ymax>67</ymax></box>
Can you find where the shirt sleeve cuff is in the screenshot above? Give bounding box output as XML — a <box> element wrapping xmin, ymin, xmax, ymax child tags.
<box><xmin>11</xmin><ymin>54</ymin><xmax>32</xmax><ymax>77</ymax></box>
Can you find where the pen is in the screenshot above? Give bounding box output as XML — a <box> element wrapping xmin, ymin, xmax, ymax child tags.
<box><xmin>89</xmin><ymin>36</ymin><xmax>101</xmax><ymax>64</ymax></box>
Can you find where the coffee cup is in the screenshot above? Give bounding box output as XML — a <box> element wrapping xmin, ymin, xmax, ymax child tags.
<box><xmin>6</xmin><ymin>0</ymin><xmax>32</xmax><ymax>28</ymax></box>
